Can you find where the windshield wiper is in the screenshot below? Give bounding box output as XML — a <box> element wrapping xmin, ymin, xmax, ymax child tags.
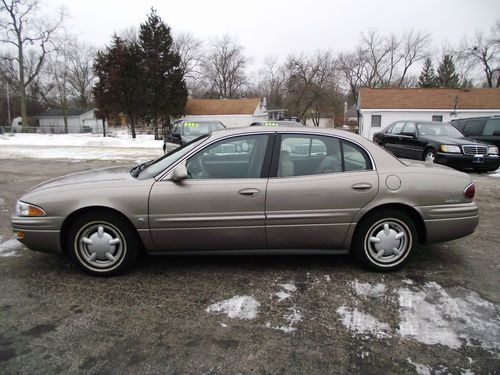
<box><xmin>130</xmin><ymin>159</ymin><xmax>154</xmax><ymax>178</ymax></box>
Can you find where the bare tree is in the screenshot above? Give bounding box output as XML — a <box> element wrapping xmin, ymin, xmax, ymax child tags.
<box><xmin>174</xmin><ymin>31</ymin><xmax>203</xmax><ymax>79</ymax></box>
<box><xmin>460</xmin><ymin>27</ymin><xmax>500</xmax><ymax>88</ymax></box>
<box><xmin>67</xmin><ymin>40</ymin><xmax>95</xmax><ymax>107</ymax></box>
<box><xmin>0</xmin><ymin>0</ymin><xmax>64</xmax><ymax>126</ymax></box>
<box><xmin>256</xmin><ymin>56</ymin><xmax>286</xmax><ymax>107</ymax></box>
<box><xmin>338</xmin><ymin>29</ymin><xmax>429</xmax><ymax>100</ymax></box>
<box><xmin>201</xmin><ymin>35</ymin><xmax>247</xmax><ymax>98</ymax></box>
<box><xmin>284</xmin><ymin>51</ymin><xmax>339</xmax><ymax>125</ymax></box>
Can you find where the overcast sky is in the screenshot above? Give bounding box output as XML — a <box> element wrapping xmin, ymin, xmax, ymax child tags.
<box><xmin>52</xmin><ymin>0</ymin><xmax>499</xmax><ymax>71</ymax></box>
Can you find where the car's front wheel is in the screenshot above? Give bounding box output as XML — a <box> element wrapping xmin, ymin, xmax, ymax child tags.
<box><xmin>67</xmin><ymin>211</ymin><xmax>139</xmax><ymax>276</ymax></box>
<box><xmin>423</xmin><ymin>148</ymin><xmax>436</xmax><ymax>163</ymax></box>
<box><xmin>352</xmin><ymin>210</ymin><xmax>417</xmax><ymax>271</ymax></box>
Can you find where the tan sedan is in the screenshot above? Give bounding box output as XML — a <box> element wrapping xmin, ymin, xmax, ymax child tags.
<box><xmin>11</xmin><ymin>127</ymin><xmax>479</xmax><ymax>276</ymax></box>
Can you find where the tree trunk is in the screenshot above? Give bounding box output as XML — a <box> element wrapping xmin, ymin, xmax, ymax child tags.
<box><xmin>63</xmin><ymin>102</ymin><xmax>68</xmax><ymax>133</ymax></box>
<box><xmin>102</xmin><ymin>118</ymin><xmax>106</xmax><ymax>137</ymax></box>
<box><xmin>18</xmin><ymin>36</ymin><xmax>29</xmax><ymax>128</ymax></box>
<box><xmin>130</xmin><ymin>115</ymin><xmax>136</xmax><ymax>139</ymax></box>
<box><xmin>153</xmin><ymin>116</ymin><xmax>159</xmax><ymax>140</ymax></box>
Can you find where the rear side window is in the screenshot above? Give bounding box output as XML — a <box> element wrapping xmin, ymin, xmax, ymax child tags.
<box><xmin>276</xmin><ymin>135</ymin><xmax>371</xmax><ymax>177</ymax></box>
<box><xmin>483</xmin><ymin>119</ymin><xmax>500</xmax><ymax>135</ymax></box>
<box><xmin>403</xmin><ymin>122</ymin><xmax>416</xmax><ymax>134</ymax></box>
<box><xmin>463</xmin><ymin>120</ymin><xmax>484</xmax><ymax>136</ymax></box>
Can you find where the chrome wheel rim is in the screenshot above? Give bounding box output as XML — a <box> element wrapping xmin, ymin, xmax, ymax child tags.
<box><xmin>425</xmin><ymin>152</ymin><xmax>435</xmax><ymax>163</ymax></box>
<box><xmin>75</xmin><ymin>221</ymin><xmax>126</xmax><ymax>272</ymax></box>
<box><xmin>364</xmin><ymin>218</ymin><xmax>412</xmax><ymax>267</ymax></box>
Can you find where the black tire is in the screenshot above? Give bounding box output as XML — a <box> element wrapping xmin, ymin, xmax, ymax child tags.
<box><xmin>351</xmin><ymin>209</ymin><xmax>417</xmax><ymax>272</ymax></box>
<box><xmin>422</xmin><ymin>148</ymin><xmax>436</xmax><ymax>163</ymax></box>
<box><xmin>67</xmin><ymin>211</ymin><xmax>139</xmax><ymax>276</ymax></box>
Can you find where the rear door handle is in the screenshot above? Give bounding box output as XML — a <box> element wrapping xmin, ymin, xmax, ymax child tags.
<box><xmin>351</xmin><ymin>183</ymin><xmax>372</xmax><ymax>191</ymax></box>
<box><xmin>238</xmin><ymin>188</ymin><xmax>261</xmax><ymax>197</ymax></box>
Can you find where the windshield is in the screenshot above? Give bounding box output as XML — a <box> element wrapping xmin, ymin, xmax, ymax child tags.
<box><xmin>417</xmin><ymin>123</ymin><xmax>464</xmax><ymax>137</ymax></box>
<box><xmin>137</xmin><ymin>135</ymin><xmax>208</xmax><ymax>179</ymax></box>
<box><xmin>181</xmin><ymin>122</ymin><xmax>224</xmax><ymax>137</ymax></box>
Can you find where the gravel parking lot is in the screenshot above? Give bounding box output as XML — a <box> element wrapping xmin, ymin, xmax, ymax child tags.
<box><xmin>0</xmin><ymin>158</ymin><xmax>499</xmax><ymax>374</ymax></box>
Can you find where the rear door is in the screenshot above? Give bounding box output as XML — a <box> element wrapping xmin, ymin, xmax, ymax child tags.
<box><xmin>399</xmin><ymin>122</ymin><xmax>421</xmax><ymax>159</ymax></box>
<box><xmin>265</xmin><ymin>133</ymin><xmax>378</xmax><ymax>249</ymax></box>
<box><xmin>478</xmin><ymin>118</ymin><xmax>500</xmax><ymax>148</ymax></box>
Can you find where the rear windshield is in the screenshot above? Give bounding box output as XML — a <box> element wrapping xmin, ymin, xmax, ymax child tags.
<box><xmin>417</xmin><ymin>123</ymin><xmax>463</xmax><ymax>137</ymax></box>
<box><xmin>181</xmin><ymin>122</ymin><xmax>224</xmax><ymax>136</ymax></box>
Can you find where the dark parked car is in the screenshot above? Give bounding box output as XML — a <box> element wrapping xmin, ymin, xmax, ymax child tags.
<box><xmin>250</xmin><ymin>120</ymin><xmax>304</xmax><ymax>127</ymax></box>
<box><xmin>373</xmin><ymin>121</ymin><xmax>499</xmax><ymax>171</ymax></box>
<box><xmin>450</xmin><ymin>116</ymin><xmax>500</xmax><ymax>148</ymax></box>
<box><xmin>163</xmin><ymin>120</ymin><xmax>225</xmax><ymax>152</ymax></box>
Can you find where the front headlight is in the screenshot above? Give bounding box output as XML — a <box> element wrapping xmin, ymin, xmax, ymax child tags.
<box><xmin>440</xmin><ymin>145</ymin><xmax>461</xmax><ymax>153</ymax></box>
<box><xmin>488</xmin><ymin>145</ymin><xmax>499</xmax><ymax>155</ymax></box>
<box><xmin>15</xmin><ymin>201</ymin><xmax>46</xmax><ymax>217</ymax></box>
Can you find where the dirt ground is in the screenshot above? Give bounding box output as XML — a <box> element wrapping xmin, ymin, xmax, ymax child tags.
<box><xmin>0</xmin><ymin>158</ymin><xmax>498</xmax><ymax>375</ymax></box>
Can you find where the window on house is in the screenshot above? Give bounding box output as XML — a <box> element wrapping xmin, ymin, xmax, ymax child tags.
<box><xmin>371</xmin><ymin>115</ymin><xmax>381</xmax><ymax>127</ymax></box>
<box><xmin>432</xmin><ymin>115</ymin><xmax>443</xmax><ymax>122</ymax></box>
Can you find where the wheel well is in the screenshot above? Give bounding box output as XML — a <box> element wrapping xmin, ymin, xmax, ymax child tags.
<box><xmin>356</xmin><ymin>203</ymin><xmax>426</xmax><ymax>244</ymax></box>
<box><xmin>60</xmin><ymin>206</ymin><xmax>145</xmax><ymax>255</ymax></box>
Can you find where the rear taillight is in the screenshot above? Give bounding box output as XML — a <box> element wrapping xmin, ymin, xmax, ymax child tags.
<box><xmin>464</xmin><ymin>183</ymin><xmax>475</xmax><ymax>199</ymax></box>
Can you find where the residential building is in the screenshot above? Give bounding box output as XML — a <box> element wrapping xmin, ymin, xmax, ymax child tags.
<box><xmin>38</xmin><ymin>108</ymin><xmax>103</xmax><ymax>133</ymax></box>
<box><xmin>357</xmin><ymin>88</ymin><xmax>500</xmax><ymax>140</ymax></box>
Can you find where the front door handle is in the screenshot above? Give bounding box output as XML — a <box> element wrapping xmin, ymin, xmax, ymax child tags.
<box><xmin>351</xmin><ymin>183</ymin><xmax>372</xmax><ymax>191</ymax></box>
<box><xmin>238</xmin><ymin>188</ymin><xmax>261</xmax><ymax>197</ymax></box>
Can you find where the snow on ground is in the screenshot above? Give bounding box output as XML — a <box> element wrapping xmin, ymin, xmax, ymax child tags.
<box><xmin>338</xmin><ymin>280</ymin><xmax>499</xmax><ymax>351</ymax></box>
<box><xmin>206</xmin><ymin>295</ymin><xmax>260</xmax><ymax>320</ymax></box>
<box><xmin>0</xmin><ymin>239</ymin><xmax>23</xmax><ymax>257</ymax></box>
<box><xmin>407</xmin><ymin>358</ymin><xmax>432</xmax><ymax>375</ymax></box>
<box><xmin>0</xmin><ymin>133</ymin><xmax>162</xmax><ymax>148</ymax></box>
<box><xmin>398</xmin><ymin>282</ymin><xmax>500</xmax><ymax>350</ymax></box>
<box><xmin>351</xmin><ymin>279</ymin><xmax>386</xmax><ymax>298</ymax></box>
<box><xmin>271</xmin><ymin>307</ymin><xmax>303</xmax><ymax>333</ymax></box>
<box><xmin>337</xmin><ymin>306</ymin><xmax>391</xmax><ymax>339</ymax></box>
<box><xmin>273</xmin><ymin>283</ymin><xmax>297</xmax><ymax>302</ymax></box>
<box><xmin>0</xmin><ymin>133</ymin><xmax>176</xmax><ymax>161</ymax></box>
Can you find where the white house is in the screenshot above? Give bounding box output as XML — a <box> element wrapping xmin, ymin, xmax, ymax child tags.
<box><xmin>179</xmin><ymin>98</ymin><xmax>267</xmax><ymax>127</ymax></box>
<box><xmin>38</xmin><ymin>108</ymin><xmax>103</xmax><ymax>133</ymax></box>
<box><xmin>357</xmin><ymin>88</ymin><xmax>500</xmax><ymax>140</ymax></box>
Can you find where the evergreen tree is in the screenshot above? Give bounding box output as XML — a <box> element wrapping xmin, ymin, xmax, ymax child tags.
<box><xmin>138</xmin><ymin>8</ymin><xmax>188</xmax><ymax>139</ymax></box>
<box><xmin>93</xmin><ymin>36</ymin><xmax>143</xmax><ymax>138</ymax></box>
<box><xmin>418</xmin><ymin>58</ymin><xmax>438</xmax><ymax>88</ymax></box>
<box><xmin>437</xmin><ymin>55</ymin><xmax>460</xmax><ymax>88</ymax></box>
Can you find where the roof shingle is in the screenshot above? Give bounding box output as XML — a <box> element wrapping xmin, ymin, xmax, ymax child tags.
<box><xmin>184</xmin><ymin>98</ymin><xmax>261</xmax><ymax>115</ymax></box>
<box><xmin>359</xmin><ymin>88</ymin><xmax>500</xmax><ymax>110</ymax></box>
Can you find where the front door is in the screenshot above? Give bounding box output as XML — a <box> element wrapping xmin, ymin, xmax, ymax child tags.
<box><xmin>149</xmin><ymin>134</ymin><xmax>271</xmax><ymax>251</ymax></box>
<box><xmin>266</xmin><ymin>134</ymin><xmax>378</xmax><ymax>249</ymax></box>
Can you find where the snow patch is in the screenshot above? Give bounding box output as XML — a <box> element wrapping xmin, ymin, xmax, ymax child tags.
<box><xmin>0</xmin><ymin>239</ymin><xmax>23</xmax><ymax>257</ymax></box>
<box><xmin>278</xmin><ymin>283</ymin><xmax>297</xmax><ymax>292</ymax></box>
<box><xmin>337</xmin><ymin>306</ymin><xmax>391</xmax><ymax>338</ymax></box>
<box><xmin>324</xmin><ymin>275</ymin><xmax>331</xmax><ymax>282</ymax></box>
<box><xmin>407</xmin><ymin>358</ymin><xmax>432</xmax><ymax>375</ymax></box>
<box><xmin>402</xmin><ymin>279</ymin><xmax>414</xmax><ymax>285</ymax></box>
<box><xmin>206</xmin><ymin>296</ymin><xmax>260</xmax><ymax>320</ymax></box>
<box><xmin>273</xmin><ymin>307</ymin><xmax>303</xmax><ymax>333</ymax></box>
<box><xmin>398</xmin><ymin>282</ymin><xmax>500</xmax><ymax>350</ymax></box>
<box><xmin>275</xmin><ymin>291</ymin><xmax>291</xmax><ymax>302</ymax></box>
<box><xmin>351</xmin><ymin>280</ymin><xmax>386</xmax><ymax>298</ymax></box>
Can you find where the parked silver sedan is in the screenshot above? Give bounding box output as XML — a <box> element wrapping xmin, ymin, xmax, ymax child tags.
<box><xmin>11</xmin><ymin>127</ymin><xmax>479</xmax><ymax>276</ymax></box>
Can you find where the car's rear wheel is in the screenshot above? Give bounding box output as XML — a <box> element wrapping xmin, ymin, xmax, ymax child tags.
<box><xmin>423</xmin><ymin>148</ymin><xmax>436</xmax><ymax>163</ymax></box>
<box><xmin>352</xmin><ymin>210</ymin><xmax>417</xmax><ymax>271</ymax></box>
<box><xmin>67</xmin><ymin>211</ymin><xmax>138</xmax><ymax>276</ymax></box>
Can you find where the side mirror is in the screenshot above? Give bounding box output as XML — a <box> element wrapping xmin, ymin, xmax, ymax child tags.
<box><xmin>171</xmin><ymin>164</ymin><xmax>188</xmax><ymax>181</ymax></box>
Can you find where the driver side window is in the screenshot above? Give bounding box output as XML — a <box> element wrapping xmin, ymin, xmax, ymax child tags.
<box><xmin>186</xmin><ymin>134</ymin><xmax>269</xmax><ymax>179</ymax></box>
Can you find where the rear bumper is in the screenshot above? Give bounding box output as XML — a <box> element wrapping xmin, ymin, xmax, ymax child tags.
<box><xmin>436</xmin><ymin>152</ymin><xmax>499</xmax><ymax>171</ymax></box>
<box><xmin>415</xmin><ymin>202</ymin><xmax>479</xmax><ymax>244</ymax></box>
<box><xmin>11</xmin><ymin>215</ymin><xmax>63</xmax><ymax>254</ymax></box>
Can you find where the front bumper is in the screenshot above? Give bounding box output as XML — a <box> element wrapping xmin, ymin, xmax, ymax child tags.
<box><xmin>435</xmin><ymin>152</ymin><xmax>499</xmax><ymax>171</ymax></box>
<box><xmin>11</xmin><ymin>215</ymin><xmax>64</xmax><ymax>254</ymax></box>
<box><xmin>415</xmin><ymin>202</ymin><xmax>479</xmax><ymax>244</ymax></box>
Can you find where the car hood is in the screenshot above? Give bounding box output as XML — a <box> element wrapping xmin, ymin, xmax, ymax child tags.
<box><xmin>28</xmin><ymin>166</ymin><xmax>134</xmax><ymax>193</ymax></box>
<box><xmin>420</xmin><ymin>135</ymin><xmax>487</xmax><ymax>146</ymax></box>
